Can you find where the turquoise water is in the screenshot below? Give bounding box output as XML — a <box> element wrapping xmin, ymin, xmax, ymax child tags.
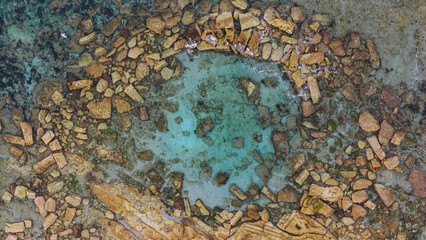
<box><xmin>128</xmin><ymin>52</ymin><xmax>298</xmax><ymax>208</ymax></box>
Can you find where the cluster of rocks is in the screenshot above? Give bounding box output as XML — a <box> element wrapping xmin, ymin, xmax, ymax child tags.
<box><xmin>0</xmin><ymin>0</ymin><xmax>425</xmax><ymax>239</ymax></box>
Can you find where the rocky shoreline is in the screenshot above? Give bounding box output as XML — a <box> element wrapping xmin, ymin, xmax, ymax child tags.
<box><xmin>0</xmin><ymin>0</ymin><xmax>425</xmax><ymax>239</ymax></box>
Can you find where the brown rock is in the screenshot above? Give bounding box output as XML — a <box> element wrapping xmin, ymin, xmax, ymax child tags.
<box><xmin>79</xmin><ymin>18</ymin><xmax>94</xmax><ymax>33</ymax></box>
<box><xmin>68</xmin><ymin>80</ymin><xmax>93</xmax><ymax>90</ymax></box>
<box><xmin>277</xmin><ymin>185</ymin><xmax>299</xmax><ymax>203</ymax></box>
<box><xmin>290</xmin><ymin>7</ymin><xmax>306</xmax><ymax>23</ymax></box>
<box><xmin>378</xmin><ymin>120</ymin><xmax>395</xmax><ymax>145</ymax></box>
<box><xmin>308</xmin><ymin>184</ymin><xmax>343</xmax><ymax>202</ymax></box>
<box><xmin>366</xmin><ymin>39</ymin><xmax>380</xmax><ymax>69</ymax></box>
<box><xmin>128</xmin><ymin>47</ymin><xmax>144</xmax><ymax>59</ymax></box>
<box><xmin>379</xmin><ymin>86</ymin><xmax>400</xmax><ymax>108</ymax></box>
<box><xmin>43</xmin><ymin>213</ymin><xmax>58</xmax><ymax>230</ymax></box>
<box><xmin>270</xmin><ymin>18</ymin><xmax>296</xmax><ymax>34</ymax></box>
<box><xmin>408</xmin><ymin>170</ymin><xmax>426</xmax><ymax>198</ymax></box>
<box><xmin>390</xmin><ymin>130</ymin><xmax>406</xmax><ymax>146</ymax></box>
<box><xmin>101</xmin><ymin>16</ymin><xmax>122</xmax><ymax>36</ymax></box>
<box><xmin>87</xmin><ymin>98</ymin><xmax>112</xmax><ymax>119</ymax></box>
<box><xmin>374</xmin><ymin>184</ymin><xmax>396</xmax><ymax>207</ymax></box>
<box><xmin>307</xmin><ymin>76</ymin><xmax>321</xmax><ymax>104</ymax></box>
<box><xmin>366</xmin><ymin>135</ymin><xmax>386</xmax><ymax>160</ymax></box>
<box><xmin>216</xmin><ymin>11</ymin><xmax>234</xmax><ymax>29</ymax></box>
<box><xmin>146</xmin><ymin>17</ymin><xmax>165</xmax><ymax>34</ymax></box>
<box><xmin>352</xmin><ymin>190</ymin><xmax>368</xmax><ymax>203</ymax></box>
<box><xmin>114</xmin><ymin>97</ymin><xmax>132</xmax><ymax>114</ymax></box>
<box><xmin>239</xmin><ymin>13</ymin><xmax>260</xmax><ymax>31</ymax></box>
<box><xmin>352</xmin><ymin>179</ymin><xmax>372</xmax><ymax>190</ymax></box>
<box><xmin>383</xmin><ymin>155</ymin><xmax>399</xmax><ymax>170</ymax></box>
<box><xmin>340</xmin><ymin>83</ymin><xmax>356</xmax><ymax>101</ymax></box>
<box><xmin>360</xmin><ymin>81</ymin><xmax>377</xmax><ymax>96</ymax></box>
<box><xmin>299</xmin><ymin>52</ymin><xmax>324</xmax><ymax>65</ymax></box>
<box><xmin>329</xmin><ymin>38</ymin><xmax>345</xmax><ymax>56</ymax></box>
<box><xmin>85</xmin><ymin>61</ymin><xmax>107</xmax><ymax>78</ymax></box>
<box><xmin>351</xmin><ymin>204</ymin><xmax>367</xmax><ymax>220</ymax></box>
<box><xmin>358</xmin><ymin>111</ymin><xmax>380</xmax><ymax>132</ymax></box>
<box><xmin>271</xmin><ymin>131</ymin><xmax>288</xmax><ymax>158</ymax></box>
<box><xmin>136</xmin><ymin>62</ymin><xmax>150</xmax><ymax>80</ymax></box>
<box><xmin>301</xmin><ymin>101</ymin><xmax>315</xmax><ymax>117</ymax></box>
<box><xmin>291</xmin><ymin>70</ymin><xmax>306</xmax><ymax>87</ymax></box>
<box><xmin>33</xmin><ymin>155</ymin><xmax>56</xmax><ymax>174</ymax></box>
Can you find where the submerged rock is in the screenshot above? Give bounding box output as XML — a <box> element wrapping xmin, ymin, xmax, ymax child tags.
<box><xmin>408</xmin><ymin>170</ymin><xmax>426</xmax><ymax>198</ymax></box>
<box><xmin>271</xmin><ymin>131</ymin><xmax>288</xmax><ymax>158</ymax></box>
<box><xmin>195</xmin><ymin>117</ymin><xmax>214</xmax><ymax>137</ymax></box>
<box><xmin>213</xmin><ymin>172</ymin><xmax>229</xmax><ymax>186</ymax></box>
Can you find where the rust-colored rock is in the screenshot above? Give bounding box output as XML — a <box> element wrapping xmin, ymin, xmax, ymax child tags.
<box><xmin>374</xmin><ymin>184</ymin><xmax>396</xmax><ymax>207</ymax></box>
<box><xmin>87</xmin><ymin>98</ymin><xmax>111</xmax><ymax>119</ymax></box>
<box><xmin>85</xmin><ymin>61</ymin><xmax>107</xmax><ymax>78</ymax></box>
<box><xmin>299</xmin><ymin>52</ymin><xmax>324</xmax><ymax>65</ymax></box>
<box><xmin>408</xmin><ymin>170</ymin><xmax>426</xmax><ymax>198</ymax></box>
<box><xmin>379</xmin><ymin>86</ymin><xmax>400</xmax><ymax>108</ymax></box>
<box><xmin>358</xmin><ymin>111</ymin><xmax>380</xmax><ymax>132</ymax></box>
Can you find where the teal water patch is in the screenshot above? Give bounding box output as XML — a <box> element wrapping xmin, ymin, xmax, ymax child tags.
<box><xmin>131</xmin><ymin>52</ymin><xmax>299</xmax><ymax>208</ymax></box>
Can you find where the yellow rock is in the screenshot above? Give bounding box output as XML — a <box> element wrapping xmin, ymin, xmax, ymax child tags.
<box><xmin>270</xmin><ymin>18</ymin><xmax>296</xmax><ymax>34</ymax></box>
<box><xmin>87</xmin><ymin>98</ymin><xmax>111</xmax><ymax>119</ymax></box>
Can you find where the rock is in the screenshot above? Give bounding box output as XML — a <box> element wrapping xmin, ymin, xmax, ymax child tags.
<box><xmin>195</xmin><ymin>117</ymin><xmax>214</xmax><ymax>137</ymax></box>
<box><xmin>114</xmin><ymin>97</ymin><xmax>132</xmax><ymax>114</ymax></box>
<box><xmin>65</xmin><ymin>194</ymin><xmax>82</xmax><ymax>207</ymax></box>
<box><xmin>139</xmin><ymin>107</ymin><xmax>149</xmax><ymax>121</ymax></box>
<box><xmin>352</xmin><ymin>179</ymin><xmax>372</xmax><ymax>190</ymax></box>
<box><xmin>271</xmin><ymin>131</ymin><xmax>288</xmax><ymax>158</ymax></box>
<box><xmin>404</xmin><ymin>155</ymin><xmax>415</xmax><ymax>169</ymax></box>
<box><xmin>341</xmin><ymin>217</ymin><xmax>354</xmax><ymax>226</ymax></box>
<box><xmin>157</xmin><ymin>114</ymin><xmax>167</xmax><ymax>132</ymax></box>
<box><xmin>358</xmin><ymin>111</ymin><xmax>380</xmax><ymax>132</ymax></box>
<box><xmin>341</xmin><ymin>197</ymin><xmax>353</xmax><ymax>210</ymax></box>
<box><xmin>329</xmin><ymin>38</ymin><xmax>345</xmax><ymax>56</ymax></box>
<box><xmin>255</xmin><ymin>164</ymin><xmax>271</xmax><ymax>182</ymax></box>
<box><xmin>182</xmin><ymin>11</ymin><xmax>195</xmax><ymax>25</ymax></box>
<box><xmin>289</xmin><ymin>153</ymin><xmax>305</xmax><ymax>171</ymax></box>
<box><xmin>124</xmin><ymin>85</ymin><xmax>144</xmax><ymax>103</ymax></box>
<box><xmin>87</xmin><ymin>98</ymin><xmax>111</xmax><ymax>119</ymax></box>
<box><xmin>20</xmin><ymin>122</ymin><xmax>33</xmax><ymax>146</ymax></box>
<box><xmin>276</xmin><ymin>211</ymin><xmax>333</xmax><ymax>238</ymax></box>
<box><xmin>379</xmin><ymin>86</ymin><xmax>400</xmax><ymax>108</ymax></box>
<box><xmin>199</xmin><ymin>166</ymin><xmax>212</xmax><ymax>181</ymax></box>
<box><xmin>299</xmin><ymin>52</ymin><xmax>324</xmax><ymax>65</ymax></box>
<box><xmin>231</xmin><ymin>0</ymin><xmax>247</xmax><ymax>10</ymax></box>
<box><xmin>301</xmin><ymin>101</ymin><xmax>315</xmax><ymax>117</ymax></box>
<box><xmin>290</xmin><ymin>7</ymin><xmax>306</xmax><ymax>23</ymax></box>
<box><xmin>239</xmin><ymin>13</ymin><xmax>260</xmax><ymax>31</ymax></box>
<box><xmin>216</xmin><ymin>11</ymin><xmax>234</xmax><ymax>29</ymax></box>
<box><xmin>390</xmin><ymin>130</ymin><xmax>406</xmax><ymax>146</ymax></box>
<box><xmin>136</xmin><ymin>62</ymin><xmax>150</xmax><ymax>80</ymax></box>
<box><xmin>348</xmin><ymin>32</ymin><xmax>360</xmax><ymax>48</ymax></box>
<box><xmin>340</xmin><ymin>83</ymin><xmax>356</xmax><ymax>101</ymax></box>
<box><xmin>270</xmin><ymin>18</ymin><xmax>296</xmax><ymax>34</ymax></box>
<box><xmin>161</xmin><ymin>67</ymin><xmax>174</xmax><ymax>80</ymax></box>
<box><xmin>307</xmin><ymin>76</ymin><xmax>321</xmax><ymax>104</ymax></box>
<box><xmin>33</xmin><ymin>155</ymin><xmax>56</xmax><ymax>174</ymax></box>
<box><xmin>96</xmin><ymin>79</ymin><xmax>109</xmax><ymax>93</ymax></box>
<box><xmin>240</xmin><ymin>79</ymin><xmax>258</xmax><ymax>98</ymax></box>
<box><xmin>90</xmin><ymin>182</ymin><xmax>209</xmax><ymax>239</ymax></box>
<box><xmin>43</xmin><ymin>213</ymin><xmax>58</xmax><ymax>230</ymax></box>
<box><xmin>128</xmin><ymin>47</ymin><xmax>144</xmax><ymax>59</ymax></box>
<box><xmin>213</xmin><ymin>172</ymin><xmax>229</xmax><ymax>186</ymax></box>
<box><xmin>291</xmin><ymin>70</ymin><xmax>306</xmax><ymax>87</ymax></box>
<box><xmin>101</xmin><ymin>16</ymin><xmax>122</xmax><ymax>36</ymax></box>
<box><xmin>360</xmin><ymin>81</ymin><xmax>377</xmax><ymax>96</ymax></box>
<box><xmin>308</xmin><ymin>184</ymin><xmax>343</xmax><ymax>202</ymax></box>
<box><xmin>277</xmin><ymin>185</ymin><xmax>298</xmax><ymax>203</ymax></box>
<box><xmin>147</xmin><ymin>17</ymin><xmax>165</xmax><ymax>34</ymax></box>
<box><xmin>257</xmin><ymin>105</ymin><xmax>271</xmax><ymax>127</ymax></box>
<box><xmin>352</xmin><ymin>190</ymin><xmax>368</xmax><ymax>203</ymax></box>
<box><xmin>229</xmin><ymin>184</ymin><xmax>247</xmax><ymax>200</ymax></box>
<box><xmin>408</xmin><ymin>170</ymin><xmax>426</xmax><ymax>198</ymax></box>
<box><xmin>366</xmin><ymin>135</ymin><xmax>386</xmax><ymax>160</ymax></box>
<box><xmin>44</xmin><ymin>198</ymin><xmax>56</xmax><ymax>212</ymax></box>
<box><xmin>378</xmin><ymin>120</ymin><xmax>395</xmax><ymax>145</ymax></box>
<box><xmin>295</xmin><ymin>169</ymin><xmax>309</xmax><ymax>185</ymax></box>
<box><xmin>231</xmin><ymin>137</ymin><xmax>244</xmax><ymax>149</ymax></box>
<box><xmin>139</xmin><ymin>150</ymin><xmax>154</xmax><ymax>161</ymax></box>
<box><xmin>262</xmin><ymin>43</ymin><xmax>272</xmax><ymax>60</ymax></box>
<box><xmin>79</xmin><ymin>18</ymin><xmax>94</xmax><ymax>33</ymax></box>
<box><xmin>85</xmin><ymin>61</ymin><xmax>107</xmax><ymax>78</ymax></box>
<box><xmin>5</xmin><ymin>222</ymin><xmax>25</xmax><ymax>233</ymax></box>
<box><xmin>246</xmin><ymin>184</ymin><xmax>259</xmax><ymax>200</ymax></box>
<box><xmin>79</xmin><ymin>32</ymin><xmax>96</xmax><ymax>45</ymax></box>
<box><xmin>374</xmin><ymin>184</ymin><xmax>396</xmax><ymax>207</ymax></box>
<box><xmin>261</xmin><ymin>186</ymin><xmax>277</xmax><ymax>202</ymax></box>
<box><xmin>351</xmin><ymin>204</ymin><xmax>367</xmax><ymax>220</ymax></box>
<box><xmin>366</xmin><ymin>39</ymin><xmax>380</xmax><ymax>69</ymax></box>
<box><xmin>383</xmin><ymin>155</ymin><xmax>399</xmax><ymax>170</ymax></box>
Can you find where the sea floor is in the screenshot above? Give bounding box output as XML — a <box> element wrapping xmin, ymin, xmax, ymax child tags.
<box><xmin>0</xmin><ymin>0</ymin><xmax>425</xmax><ymax>239</ymax></box>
